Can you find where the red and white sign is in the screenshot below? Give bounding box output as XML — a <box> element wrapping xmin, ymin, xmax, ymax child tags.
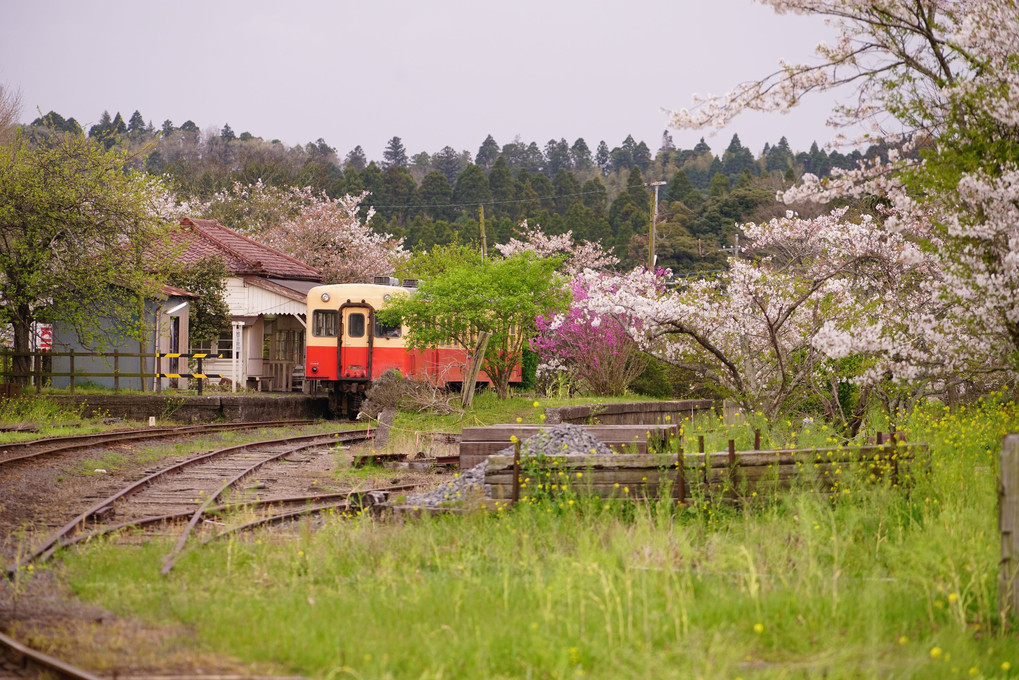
<box><xmin>35</xmin><ymin>324</ymin><xmax>52</xmax><ymax>352</ymax></box>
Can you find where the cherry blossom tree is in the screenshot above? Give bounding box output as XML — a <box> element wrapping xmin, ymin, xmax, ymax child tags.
<box><xmin>583</xmin><ymin>208</ymin><xmax>947</xmax><ymax>422</ymax></box>
<box><xmin>495</xmin><ymin>221</ymin><xmax>618</xmax><ymax>277</ymax></box>
<box><xmin>670</xmin><ymin>0</ymin><xmax>1019</xmax><ymax>384</ymax></box>
<box><xmin>196</xmin><ymin>181</ymin><xmax>408</xmax><ymax>283</ymax></box>
<box><xmin>260</xmin><ymin>191</ymin><xmax>408</xmax><ymax>283</ymax></box>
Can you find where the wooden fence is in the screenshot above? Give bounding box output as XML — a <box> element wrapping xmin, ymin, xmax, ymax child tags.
<box><xmin>485</xmin><ymin>431</ymin><xmax>924</xmax><ymax>502</ymax></box>
<box><xmin>0</xmin><ymin>349</ymin><xmax>213</xmax><ymax>393</ymax></box>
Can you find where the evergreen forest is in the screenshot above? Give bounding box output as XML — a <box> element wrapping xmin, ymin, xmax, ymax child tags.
<box><xmin>26</xmin><ymin>109</ymin><xmax>887</xmax><ymax>272</ymax></box>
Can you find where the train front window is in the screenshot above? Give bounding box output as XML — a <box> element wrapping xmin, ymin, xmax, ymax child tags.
<box><xmin>312</xmin><ymin>310</ymin><xmax>338</xmax><ymax>337</ymax></box>
<box><xmin>374</xmin><ymin>319</ymin><xmax>402</xmax><ymax>339</ymax></box>
<box><xmin>347</xmin><ymin>312</ymin><xmax>365</xmax><ymax>338</ymax></box>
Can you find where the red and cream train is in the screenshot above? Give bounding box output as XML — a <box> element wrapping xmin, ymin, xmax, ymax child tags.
<box><xmin>305</xmin><ymin>278</ymin><xmax>519</xmax><ymax>416</ymax></box>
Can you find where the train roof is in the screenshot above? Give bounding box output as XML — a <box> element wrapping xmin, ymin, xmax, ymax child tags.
<box><xmin>308</xmin><ymin>280</ymin><xmax>418</xmax><ymax>300</ymax></box>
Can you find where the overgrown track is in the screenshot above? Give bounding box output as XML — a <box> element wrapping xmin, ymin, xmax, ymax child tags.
<box><xmin>0</xmin><ymin>419</ymin><xmax>320</xmax><ymax>468</ymax></box>
<box><xmin>0</xmin><ymin>630</ymin><xmax>103</xmax><ymax>680</ymax></box>
<box><xmin>4</xmin><ymin>428</ymin><xmax>375</xmax><ymax>579</ymax></box>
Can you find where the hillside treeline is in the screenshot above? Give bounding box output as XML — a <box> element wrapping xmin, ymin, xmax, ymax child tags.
<box><xmin>26</xmin><ymin>109</ymin><xmax>883</xmax><ymax>272</ymax></box>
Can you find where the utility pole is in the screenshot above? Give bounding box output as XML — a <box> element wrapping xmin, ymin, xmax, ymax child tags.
<box><xmin>720</xmin><ymin>233</ymin><xmax>741</xmax><ymax>257</ymax></box>
<box><xmin>479</xmin><ymin>205</ymin><xmax>487</xmax><ymax>260</ymax></box>
<box><xmin>645</xmin><ymin>181</ymin><xmax>666</xmax><ymax>270</ymax></box>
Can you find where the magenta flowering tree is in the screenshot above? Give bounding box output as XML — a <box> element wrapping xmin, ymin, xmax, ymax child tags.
<box><xmin>531</xmin><ymin>278</ymin><xmax>649</xmax><ymax>396</ymax></box>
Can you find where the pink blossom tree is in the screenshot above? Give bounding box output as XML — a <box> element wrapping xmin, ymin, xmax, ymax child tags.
<box><xmin>531</xmin><ymin>279</ymin><xmax>648</xmax><ymax>396</ymax></box>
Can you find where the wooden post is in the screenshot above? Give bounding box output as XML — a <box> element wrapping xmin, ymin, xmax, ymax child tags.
<box><xmin>754</xmin><ymin>429</ymin><xmax>761</xmax><ymax>450</ymax></box>
<box><xmin>69</xmin><ymin>349</ymin><xmax>75</xmax><ymax>393</ymax></box>
<box><xmin>511</xmin><ymin>440</ymin><xmax>521</xmax><ymax>504</ymax></box>
<box><xmin>33</xmin><ymin>352</ymin><xmax>41</xmax><ymax>394</ymax></box>
<box><xmin>113</xmin><ymin>349</ymin><xmax>120</xmax><ymax>392</ymax></box>
<box><xmin>676</xmin><ymin>438</ymin><xmax>687</xmax><ymax>504</ymax></box>
<box><xmin>699</xmin><ymin>435</ymin><xmax>707</xmax><ymax>485</ymax></box>
<box><xmin>1000</xmin><ymin>434</ymin><xmax>1019</xmax><ymax>620</ymax></box>
<box><xmin>197</xmin><ymin>356</ymin><xmax>204</xmax><ymax>396</ymax></box>
<box><xmin>727</xmin><ymin>439</ymin><xmax>739</xmax><ymax>499</ymax></box>
<box><xmin>889</xmin><ymin>432</ymin><xmax>900</xmax><ymax>487</ymax></box>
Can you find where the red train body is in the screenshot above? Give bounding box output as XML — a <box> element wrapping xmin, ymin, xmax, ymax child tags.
<box><xmin>306</xmin><ymin>280</ymin><xmax>519</xmax><ymax>415</ymax></box>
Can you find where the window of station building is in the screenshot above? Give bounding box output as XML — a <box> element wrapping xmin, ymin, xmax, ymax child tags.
<box><xmin>216</xmin><ymin>329</ymin><xmax>234</xmax><ymax>359</ymax></box>
<box><xmin>312</xmin><ymin>310</ymin><xmax>338</xmax><ymax>337</ymax></box>
<box><xmin>347</xmin><ymin>312</ymin><xmax>365</xmax><ymax>338</ymax></box>
<box><xmin>191</xmin><ymin>338</ymin><xmax>213</xmax><ymax>354</ymax></box>
<box><xmin>374</xmin><ymin>318</ymin><xmax>402</xmax><ymax>339</ymax></box>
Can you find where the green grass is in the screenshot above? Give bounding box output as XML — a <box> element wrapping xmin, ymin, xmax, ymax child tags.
<box><xmin>390</xmin><ymin>390</ymin><xmax>666</xmax><ymax>436</ymax></box>
<box><xmin>54</xmin><ymin>395</ymin><xmax>1019</xmax><ymax>679</ymax></box>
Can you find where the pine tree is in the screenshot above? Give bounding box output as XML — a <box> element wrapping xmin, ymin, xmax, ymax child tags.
<box><xmin>221</xmin><ymin>123</ymin><xmax>236</xmax><ymax>142</ymax></box>
<box><xmin>544</xmin><ymin>138</ymin><xmax>572</xmax><ymax>176</ymax></box>
<box><xmin>419</xmin><ymin>170</ymin><xmax>454</xmax><ymax>220</ymax></box>
<box><xmin>452</xmin><ymin>164</ymin><xmax>491</xmax><ymax>207</ymax></box>
<box><xmin>382</xmin><ymin>136</ymin><xmax>408</xmax><ymax>169</ymax></box>
<box><xmin>345</xmin><ymin>145</ymin><xmax>367</xmax><ymax>171</ymax></box>
<box><xmin>633</xmin><ymin>141</ymin><xmax>652</xmax><ymax>171</ymax></box>
<box><xmin>432</xmin><ymin>146</ymin><xmax>464</xmax><ymax>183</ymax></box>
<box><xmin>571</xmin><ymin>138</ymin><xmax>593</xmax><ymax>170</ymax></box>
<box><xmin>488</xmin><ymin>156</ymin><xmax>516</xmax><ymax>217</ymax></box>
<box><xmin>127</xmin><ymin>110</ymin><xmax>146</xmax><ymax>135</ymax></box>
<box><xmin>595</xmin><ymin>141</ymin><xmax>611</xmax><ymax>175</ymax></box>
<box><xmin>88</xmin><ymin>110</ymin><xmax>113</xmax><ymax>140</ymax></box>
<box><xmin>475</xmin><ymin>134</ymin><xmax>500</xmax><ymax>170</ymax></box>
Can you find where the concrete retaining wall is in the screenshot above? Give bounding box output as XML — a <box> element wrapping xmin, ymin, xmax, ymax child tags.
<box><xmin>42</xmin><ymin>394</ymin><xmax>331</xmax><ymax>423</ymax></box>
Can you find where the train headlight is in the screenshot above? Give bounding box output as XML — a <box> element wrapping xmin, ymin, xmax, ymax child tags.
<box><xmin>384</xmin><ymin>294</ymin><xmax>392</xmax><ymax>302</ymax></box>
<box><xmin>320</xmin><ymin>292</ymin><xmax>330</xmax><ymax>302</ymax></box>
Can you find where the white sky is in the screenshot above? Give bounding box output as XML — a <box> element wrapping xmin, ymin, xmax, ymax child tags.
<box><xmin>1</xmin><ymin>0</ymin><xmax>845</xmax><ymax>164</ymax></box>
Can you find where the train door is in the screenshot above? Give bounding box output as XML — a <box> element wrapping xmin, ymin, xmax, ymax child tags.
<box><xmin>338</xmin><ymin>303</ymin><xmax>373</xmax><ymax>381</ymax></box>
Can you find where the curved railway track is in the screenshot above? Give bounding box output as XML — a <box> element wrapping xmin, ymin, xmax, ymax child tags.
<box><xmin>4</xmin><ymin>428</ymin><xmax>383</xmax><ymax>578</ymax></box>
<box><xmin>1</xmin><ymin>425</ymin><xmax>435</xmax><ymax>679</ymax></box>
<box><xmin>0</xmin><ymin>419</ymin><xmax>322</xmax><ymax>468</ymax></box>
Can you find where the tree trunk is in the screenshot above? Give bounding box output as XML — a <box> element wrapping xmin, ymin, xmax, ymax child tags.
<box><xmin>11</xmin><ymin>307</ymin><xmax>32</xmax><ymax>386</ymax></box>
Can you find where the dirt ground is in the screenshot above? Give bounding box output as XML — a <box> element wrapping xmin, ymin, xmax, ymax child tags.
<box><xmin>0</xmin><ymin>431</ymin><xmax>450</xmax><ymax>678</ymax></box>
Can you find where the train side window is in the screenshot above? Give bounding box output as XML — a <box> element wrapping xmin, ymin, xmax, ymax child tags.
<box><xmin>347</xmin><ymin>313</ymin><xmax>365</xmax><ymax>338</ymax></box>
<box><xmin>374</xmin><ymin>319</ymin><xmax>402</xmax><ymax>339</ymax></box>
<box><xmin>312</xmin><ymin>310</ymin><xmax>338</xmax><ymax>337</ymax></box>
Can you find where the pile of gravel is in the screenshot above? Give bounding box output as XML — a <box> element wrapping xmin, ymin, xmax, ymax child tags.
<box><xmin>402</xmin><ymin>424</ymin><xmax>612</xmax><ymax>508</ymax></box>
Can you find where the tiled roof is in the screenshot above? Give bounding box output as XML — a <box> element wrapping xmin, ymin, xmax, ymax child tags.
<box><xmin>176</xmin><ymin>218</ymin><xmax>322</xmax><ymax>282</ymax></box>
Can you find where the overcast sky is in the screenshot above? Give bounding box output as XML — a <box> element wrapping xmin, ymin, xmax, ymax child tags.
<box><xmin>1</xmin><ymin>0</ymin><xmax>843</xmax><ymax>164</ymax></box>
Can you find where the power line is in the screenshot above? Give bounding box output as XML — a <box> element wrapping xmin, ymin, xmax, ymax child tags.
<box><xmin>366</xmin><ymin>187</ymin><xmax>624</xmax><ymax>210</ymax></box>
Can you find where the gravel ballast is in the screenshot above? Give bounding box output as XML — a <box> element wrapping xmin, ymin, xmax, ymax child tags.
<box><xmin>404</xmin><ymin>424</ymin><xmax>613</xmax><ymax>508</ymax></box>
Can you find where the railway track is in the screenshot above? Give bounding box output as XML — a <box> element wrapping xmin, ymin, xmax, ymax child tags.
<box><xmin>0</xmin><ymin>426</ymin><xmax>419</xmax><ymax>680</ymax></box>
<box><xmin>4</xmin><ymin>428</ymin><xmax>384</xmax><ymax>578</ymax></box>
<box><xmin>0</xmin><ymin>419</ymin><xmax>322</xmax><ymax>468</ymax></box>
